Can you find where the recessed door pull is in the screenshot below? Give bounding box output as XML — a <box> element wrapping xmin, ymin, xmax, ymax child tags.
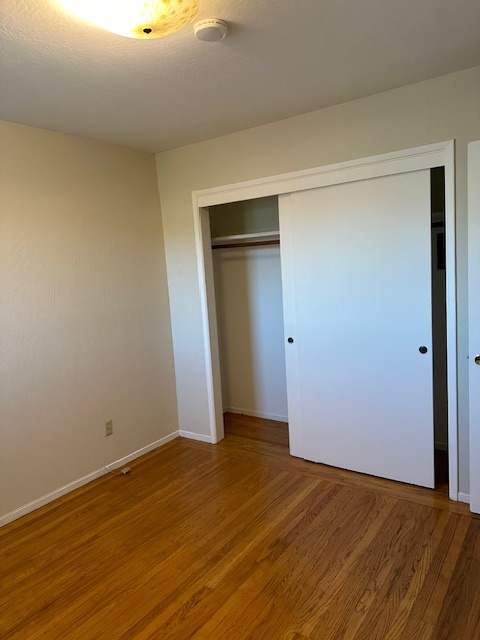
<box><xmin>288</xmin><ymin>337</ymin><xmax>294</xmax><ymax>344</ymax></box>
<box><xmin>419</xmin><ymin>346</ymin><xmax>428</xmax><ymax>354</ymax></box>
<box><xmin>475</xmin><ymin>355</ymin><xmax>480</xmax><ymax>365</ymax></box>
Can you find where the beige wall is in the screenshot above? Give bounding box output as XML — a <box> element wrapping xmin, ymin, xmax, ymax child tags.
<box><xmin>213</xmin><ymin>244</ymin><xmax>288</xmax><ymax>422</ymax></box>
<box><xmin>0</xmin><ymin>121</ymin><xmax>177</xmax><ymax>519</ymax></box>
<box><xmin>156</xmin><ymin>66</ymin><xmax>480</xmax><ymax>495</ymax></box>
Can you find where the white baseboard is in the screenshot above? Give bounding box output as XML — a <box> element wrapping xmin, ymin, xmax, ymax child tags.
<box><xmin>104</xmin><ymin>431</ymin><xmax>179</xmax><ymax>471</ymax></box>
<box><xmin>224</xmin><ymin>407</ymin><xmax>288</xmax><ymax>423</ymax></box>
<box><xmin>0</xmin><ymin>431</ymin><xmax>179</xmax><ymax>528</ymax></box>
<box><xmin>458</xmin><ymin>492</ymin><xmax>470</xmax><ymax>504</ymax></box>
<box><xmin>179</xmin><ymin>430</ymin><xmax>213</xmax><ymax>443</ymax></box>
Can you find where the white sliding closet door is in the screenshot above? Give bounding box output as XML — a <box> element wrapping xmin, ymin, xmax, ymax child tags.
<box><xmin>468</xmin><ymin>141</ymin><xmax>480</xmax><ymax>514</ymax></box>
<box><xmin>279</xmin><ymin>170</ymin><xmax>434</xmax><ymax>487</ymax></box>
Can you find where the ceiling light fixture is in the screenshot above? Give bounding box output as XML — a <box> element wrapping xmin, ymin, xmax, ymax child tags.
<box><xmin>58</xmin><ymin>0</ymin><xmax>198</xmax><ymax>39</ymax></box>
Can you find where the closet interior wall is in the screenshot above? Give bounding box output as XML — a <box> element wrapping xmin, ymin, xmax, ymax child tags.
<box><xmin>209</xmin><ymin>197</ymin><xmax>288</xmax><ymax>423</ymax></box>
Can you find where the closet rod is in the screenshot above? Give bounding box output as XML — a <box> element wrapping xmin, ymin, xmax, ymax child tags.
<box><xmin>212</xmin><ymin>239</ymin><xmax>280</xmax><ymax>250</ymax></box>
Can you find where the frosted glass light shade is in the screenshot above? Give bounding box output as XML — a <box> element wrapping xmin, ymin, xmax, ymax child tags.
<box><xmin>59</xmin><ymin>0</ymin><xmax>198</xmax><ymax>39</ymax></box>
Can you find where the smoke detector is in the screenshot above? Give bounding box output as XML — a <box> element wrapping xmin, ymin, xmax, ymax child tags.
<box><xmin>194</xmin><ymin>19</ymin><xmax>228</xmax><ymax>42</ymax></box>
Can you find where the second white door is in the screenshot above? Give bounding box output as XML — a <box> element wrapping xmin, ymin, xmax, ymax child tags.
<box><xmin>279</xmin><ymin>170</ymin><xmax>434</xmax><ymax>487</ymax></box>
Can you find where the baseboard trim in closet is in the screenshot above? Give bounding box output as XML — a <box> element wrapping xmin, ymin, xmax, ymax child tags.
<box><xmin>179</xmin><ymin>430</ymin><xmax>213</xmax><ymax>443</ymax></box>
<box><xmin>224</xmin><ymin>407</ymin><xmax>288</xmax><ymax>423</ymax></box>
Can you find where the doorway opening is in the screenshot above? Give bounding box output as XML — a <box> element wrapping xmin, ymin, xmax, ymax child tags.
<box><xmin>431</xmin><ymin>166</ymin><xmax>449</xmax><ymax>492</ymax></box>
<box><xmin>207</xmin><ymin>196</ymin><xmax>288</xmax><ymax>431</ymax></box>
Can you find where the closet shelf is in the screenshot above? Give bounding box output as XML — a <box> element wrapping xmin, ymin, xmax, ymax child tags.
<box><xmin>211</xmin><ymin>230</ymin><xmax>280</xmax><ymax>248</ymax></box>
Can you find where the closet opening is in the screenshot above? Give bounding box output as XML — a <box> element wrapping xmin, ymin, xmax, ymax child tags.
<box><xmin>207</xmin><ymin>196</ymin><xmax>289</xmax><ymax>440</ymax></box>
<box><xmin>204</xmin><ymin>168</ymin><xmax>450</xmax><ymax>492</ymax></box>
<box><xmin>431</xmin><ymin>166</ymin><xmax>449</xmax><ymax>492</ymax></box>
<box><xmin>194</xmin><ymin>143</ymin><xmax>457</xmax><ymax>498</ymax></box>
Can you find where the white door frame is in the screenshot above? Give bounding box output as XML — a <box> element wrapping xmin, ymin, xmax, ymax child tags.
<box><xmin>192</xmin><ymin>140</ymin><xmax>459</xmax><ymax>500</ymax></box>
<box><xmin>468</xmin><ymin>141</ymin><xmax>480</xmax><ymax>513</ymax></box>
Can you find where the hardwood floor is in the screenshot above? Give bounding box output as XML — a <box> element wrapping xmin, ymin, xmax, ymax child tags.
<box><xmin>1</xmin><ymin>413</ymin><xmax>479</xmax><ymax>639</ymax></box>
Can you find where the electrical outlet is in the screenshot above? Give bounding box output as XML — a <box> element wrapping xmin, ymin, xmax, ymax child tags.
<box><xmin>105</xmin><ymin>420</ymin><xmax>113</xmax><ymax>437</ymax></box>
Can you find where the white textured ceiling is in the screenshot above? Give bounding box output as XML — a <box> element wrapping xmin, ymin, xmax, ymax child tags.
<box><xmin>1</xmin><ymin>0</ymin><xmax>479</xmax><ymax>152</ymax></box>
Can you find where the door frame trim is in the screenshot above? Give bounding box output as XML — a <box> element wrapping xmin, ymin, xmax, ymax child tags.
<box><xmin>192</xmin><ymin>140</ymin><xmax>458</xmax><ymax>500</ymax></box>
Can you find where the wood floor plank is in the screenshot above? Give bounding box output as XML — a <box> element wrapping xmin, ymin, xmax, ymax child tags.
<box><xmin>6</xmin><ymin>461</ymin><xmax>287</xmax><ymax>639</ymax></box>
<box><xmin>1</xmin><ymin>413</ymin><xmax>479</xmax><ymax>640</ymax></box>
<box><xmin>397</xmin><ymin>513</ymin><xmax>470</xmax><ymax>638</ymax></box>
<box><xmin>2</xmin><ymin>453</ymin><xmax>243</xmax><ymax>635</ymax></box>
<box><xmin>431</xmin><ymin>518</ymin><xmax>480</xmax><ymax>639</ymax></box>
<box><xmin>121</xmin><ymin>476</ymin><xmax>319</xmax><ymax>639</ymax></box>
<box><xmin>188</xmin><ymin>482</ymin><xmax>343</xmax><ymax>639</ymax></box>
<box><xmin>380</xmin><ymin>510</ymin><xmax>451</xmax><ymax>640</ymax></box>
